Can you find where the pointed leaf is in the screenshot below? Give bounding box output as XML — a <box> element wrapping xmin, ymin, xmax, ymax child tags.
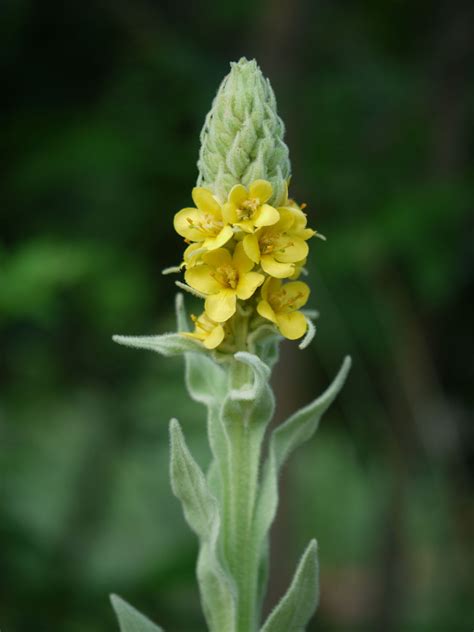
<box><xmin>169</xmin><ymin>419</ymin><xmax>236</xmax><ymax>632</ymax></box>
<box><xmin>260</xmin><ymin>540</ymin><xmax>319</xmax><ymax>632</ymax></box>
<box><xmin>254</xmin><ymin>357</ymin><xmax>351</xmax><ymax>549</ymax></box>
<box><xmin>169</xmin><ymin>418</ymin><xmax>218</xmax><ymax>539</ymax></box>
<box><xmin>272</xmin><ymin>356</ymin><xmax>352</xmax><ymax>470</ymax></box>
<box><xmin>112</xmin><ymin>333</ymin><xmax>206</xmax><ymax>356</ymax></box>
<box><xmin>110</xmin><ymin>594</ymin><xmax>164</xmax><ymax>632</ymax></box>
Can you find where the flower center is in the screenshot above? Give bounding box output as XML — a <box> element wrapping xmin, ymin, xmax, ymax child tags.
<box><xmin>259</xmin><ymin>231</ymin><xmax>292</xmax><ymax>256</ymax></box>
<box><xmin>270</xmin><ymin>288</ymin><xmax>304</xmax><ymax>313</ymax></box>
<box><xmin>192</xmin><ymin>313</ymin><xmax>214</xmax><ymax>335</ymax></box>
<box><xmin>237</xmin><ymin>198</ymin><xmax>259</xmax><ymax>220</ymax></box>
<box><xmin>187</xmin><ymin>213</ymin><xmax>223</xmax><ymax>236</ymax></box>
<box><xmin>212</xmin><ymin>265</ymin><xmax>238</xmax><ymax>289</ymax></box>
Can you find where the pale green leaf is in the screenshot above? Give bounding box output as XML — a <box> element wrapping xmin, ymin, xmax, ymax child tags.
<box><xmin>112</xmin><ymin>332</ymin><xmax>205</xmax><ymax>356</ymax></box>
<box><xmin>110</xmin><ymin>594</ymin><xmax>164</xmax><ymax>632</ymax></box>
<box><xmin>230</xmin><ymin>351</ymin><xmax>272</xmax><ymax>402</ymax></box>
<box><xmin>272</xmin><ymin>355</ymin><xmax>352</xmax><ymax>469</ymax></box>
<box><xmin>169</xmin><ymin>419</ymin><xmax>236</xmax><ymax>632</ymax></box>
<box><xmin>260</xmin><ymin>540</ymin><xmax>319</xmax><ymax>632</ymax></box>
<box><xmin>254</xmin><ymin>357</ymin><xmax>351</xmax><ymax>550</ymax></box>
<box><xmin>169</xmin><ymin>418</ymin><xmax>218</xmax><ymax>539</ymax></box>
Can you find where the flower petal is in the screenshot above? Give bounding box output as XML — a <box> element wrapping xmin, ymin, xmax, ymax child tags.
<box><xmin>222</xmin><ymin>202</ymin><xmax>238</xmax><ymax>224</ymax></box>
<box><xmin>253</xmin><ymin>203</ymin><xmax>280</xmax><ymax>228</ymax></box>
<box><xmin>276</xmin><ymin>311</ymin><xmax>307</xmax><ymax>339</ymax></box>
<box><xmin>183</xmin><ymin>242</ymin><xmax>204</xmax><ymax>268</ymax></box>
<box><xmin>233</xmin><ymin>240</ymin><xmax>254</xmax><ymax>274</ymax></box>
<box><xmin>276</xmin><ymin>237</ymin><xmax>309</xmax><ymax>263</ymax></box>
<box><xmin>204</xmin><ymin>225</ymin><xmax>233</xmax><ymax>250</ymax></box>
<box><xmin>299</xmin><ymin>228</ymin><xmax>316</xmax><ymax>240</ymax></box>
<box><xmin>202</xmin><ymin>247</ymin><xmax>233</xmax><ymax>268</ymax></box>
<box><xmin>281</xmin><ymin>281</ymin><xmax>310</xmax><ymax>311</ymax></box>
<box><xmin>192</xmin><ymin>187</ymin><xmax>221</xmax><ymax>216</ymax></box>
<box><xmin>289</xmin><ymin>208</ymin><xmax>309</xmax><ymax>231</ymax></box>
<box><xmin>257</xmin><ymin>299</ymin><xmax>277</xmax><ymax>323</ymax></box>
<box><xmin>174</xmin><ymin>208</ymin><xmax>205</xmax><ymax>241</ymax></box>
<box><xmin>249</xmin><ymin>179</ymin><xmax>273</xmax><ymax>204</ymax></box>
<box><xmin>274</xmin><ymin>208</ymin><xmax>295</xmax><ymax>232</ymax></box>
<box><xmin>205</xmin><ymin>290</ymin><xmax>236</xmax><ymax>322</ymax></box>
<box><xmin>236</xmin><ymin>271</ymin><xmax>265</xmax><ymax>300</ymax></box>
<box><xmin>204</xmin><ymin>324</ymin><xmax>225</xmax><ymax>349</ymax></box>
<box><xmin>228</xmin><ymin>184</ymin><xmax>248</xmax><ymax>206</ymax></box>
<box><xmin>235</xmin><ymin>219</ymin><xmax>255</xmax><ymax>233</ymax></box>
<box><xmin>261</xmin><ymin>255</ymin><xmax>295</xmax><ymax>279</ymax></box>
<box><xmin>242</xmin><ymin>233</ymin><xmax>260</xmax><ymax>264</ymax></box>
<box><xmin>185</xmin><ymin>265</ymin><xmax>221</xmax><ymax>294</ymax></box>
<box><xmin>261</xmin><ymin>276</ymin><xmax>280</xmax><ymax>302</ymax></box>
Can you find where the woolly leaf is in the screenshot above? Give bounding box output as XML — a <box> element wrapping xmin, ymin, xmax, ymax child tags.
<box><xmin>112</xmin><ymin>333</ymin><xmax>206</xmax><ymax>356</ymax></box>
<box><xmin>230</xmin><ymin>351</ymin><xmax>272</xmax><ymax>402</ymax></box>
<box><xmin>169</xmin><ymin>418</ymin><xmax>218</xmax><ymax>539</ymax></box>
<box><xmin>110</xmin><ymin>594</ymin><xmax>164</xmax><ymax>632</ymax></box>
<box><xmin>260</xmin><ymin>540</ymin><xmax>319</xmax><ymax>632</ymax></box>
<box><xmin>254</xmin><ymin>357</ymin><xmax>351</xmax><ymax>550</ymax></box>
<box><xmin>169</xmin><ymin>419</ymin><xmax>236</xmax><ymax>632</ymax></box>
<box><xmin>272</xmin><ymin>356</ymin><xmax>352</xmax><ymax>468</ymax></box>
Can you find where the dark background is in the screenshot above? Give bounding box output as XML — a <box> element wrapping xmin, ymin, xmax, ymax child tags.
<box><xmin>1</xmin><ymin>1</ymin><xmax>473</xmax><ymax>630</ymax></box>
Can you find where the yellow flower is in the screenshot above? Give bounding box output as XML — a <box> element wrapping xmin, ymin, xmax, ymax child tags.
<box><xmin>257</xmin><ymin>277</ymin><xmax>310</xmax><ymax>340</ymax></box>
<box><xmin>185</xmin><ymin>242</ymin><xmax>265</xmax><ymax>322</ymax></box>
<box><xmin>182</xmin><ymin>312</ymin><xmax>225</xmax><ymax>349</ymax></box>
<box><xmin>181</xmin><ymin>242</ymin><xmax>206</xmax><ymax>269</ymax></box>
<box><xmin>222</xmin><ymin>179</ymin><xmax>280</xmax><ymax>233</ymax></box>
<box><xmin>289</xmin><ymin>258</ymin><xmax>307</xmax><ymax>280</ymax></box>
<box><xmin>242</xmin><ymin>208</ymin><xmax>312</xmax><ymax>278</ymax></box>
<box><xmin>174</xmin><ymin>187</ymin><xmax>233</xmax><ymax>251</ymax></box>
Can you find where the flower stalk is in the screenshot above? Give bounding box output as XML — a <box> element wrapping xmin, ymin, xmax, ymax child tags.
<box><xmin>111</xmin><ymin>58</ymin><xmax>350</xmax><ymax>632</ymax></box>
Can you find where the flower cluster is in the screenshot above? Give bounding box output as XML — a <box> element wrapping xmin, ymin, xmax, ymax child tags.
<box><xmin>173</xmin><ymin>179</ymin><xmax>318</xmax><ymax>350</ymax></box>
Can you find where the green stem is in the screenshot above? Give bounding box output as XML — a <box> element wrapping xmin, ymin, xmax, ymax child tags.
<box><xmin>225</xmin><ymin>359</ymin><xmax>263</xmax><ymax>632</ymax></box>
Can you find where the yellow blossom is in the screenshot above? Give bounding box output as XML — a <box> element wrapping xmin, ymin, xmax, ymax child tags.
<box><xmin>242</xmin><ymin>208</ymin><xmax>313</xmax><ymax>278</ymax></box>
<box><xmin>181</xmin><ymin>242</ymin><xmax>206</xmax><ymax>269</ymax></box>
<box><xmin>289</xmin><ymin>258</ymin><xmax>307</xmax><ymax>280</ymax></box>
<box><xmin>222</xmin><ymin>180</ymin><xmax>280</xmax><ymax>233</ymax></box>
<box><xmin>174</xmin><ymin>187</ymin><xmax>233</xmax><ymax>251</ymax></box>
<box><xmin>257</xmin><ymin>277</ymin><xmax>310</xmax><ymax>340</ymax></box>
<box><xmin>182</xmin><ymin>312</ymin><xmax>225</xmax><ymax>349</ymax></box>
<box><xmin>185</xmin><ymin>242</ymin><xmax>265</xmax><ymax>322</ymax></box>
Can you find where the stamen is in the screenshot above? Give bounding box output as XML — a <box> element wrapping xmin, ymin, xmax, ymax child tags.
<box><xmin>238</xmin><ymin>198</ymin><xmax>259</xmax><ymax>220</ymax></box>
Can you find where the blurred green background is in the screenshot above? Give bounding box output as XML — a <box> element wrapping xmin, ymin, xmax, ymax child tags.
<box><xmin>1</xmin><ymin>1</ymin><xmax>473</xmax><ymax>630</ymax></box>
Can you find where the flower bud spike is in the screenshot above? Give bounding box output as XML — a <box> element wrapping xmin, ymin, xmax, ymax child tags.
<box><xmin>197</xmin><ymin>58</ymin><xmax>291</xmax><ymax>207</ymax></box>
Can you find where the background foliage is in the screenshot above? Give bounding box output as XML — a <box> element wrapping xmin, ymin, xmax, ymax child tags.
<box><xmin>1</xmin><ymin>1</ymin><xmax>473</xmax><ymax>630</ymax></box>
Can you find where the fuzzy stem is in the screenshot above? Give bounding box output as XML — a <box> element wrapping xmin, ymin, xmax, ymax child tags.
<box><xmin>222</xmin><ymin>359</ymin><xmax>264</xmax><ymax>632</ymax></box>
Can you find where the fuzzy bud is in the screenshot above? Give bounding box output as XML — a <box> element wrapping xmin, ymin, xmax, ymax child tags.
<box><xmin>197</xmin><ymin>58</ymin><xmax>291</xmax><ymax>207</ymax></box>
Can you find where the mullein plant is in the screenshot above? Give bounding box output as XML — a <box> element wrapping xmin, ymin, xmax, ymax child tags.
<box><xmin>112</xmin><ymin>58</ymin><xmax>351</xmax><ymax>632</ymax></box>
